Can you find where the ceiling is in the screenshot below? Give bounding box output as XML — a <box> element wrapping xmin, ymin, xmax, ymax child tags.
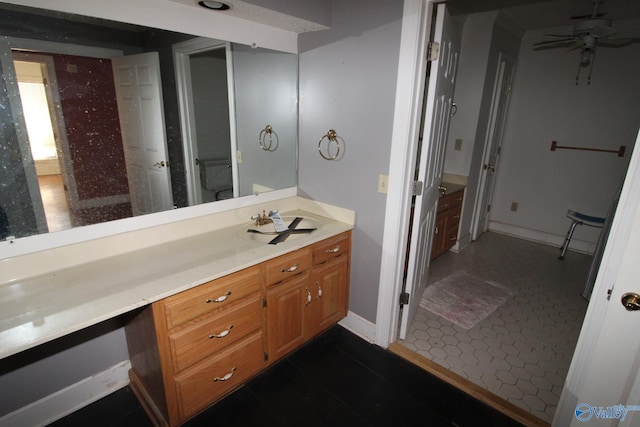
<box><xmin>446</xmin><ymin>0</ymin><xmax>640</xmax><ymax>31</ymax></box>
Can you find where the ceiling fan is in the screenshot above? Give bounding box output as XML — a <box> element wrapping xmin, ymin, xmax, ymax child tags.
<box><xmin>533</xmin><ymin>0</ymin><xmax>640</xmax><ymax>84</ymax></box>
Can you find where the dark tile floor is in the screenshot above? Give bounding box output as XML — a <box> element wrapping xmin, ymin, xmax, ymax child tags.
<box><xmin>49</xmin><ymin>326</ymin><xmax>524</xmax><ymax>426</ymax></box>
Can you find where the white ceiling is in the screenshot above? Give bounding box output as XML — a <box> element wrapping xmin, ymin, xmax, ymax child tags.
<box><xmin>447</xmin><ymin>0</ymin><xmax>640</xmax><ymax>31</ymax></box>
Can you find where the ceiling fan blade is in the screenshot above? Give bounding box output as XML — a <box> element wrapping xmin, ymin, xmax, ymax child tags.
<box><xmin>533</xmin><ymin>38</ymin><xmax>576</xmax><ymax>47</ymax></box>
<box><xmin>598</xmin><ymin>37</ymin><xmax>640</xmax><ymax>47</ymax></box>
<box><xmin>541</xmin><ymin>33</ymin><xmax>575</xmax><ymax>38</ymax></box>
<box><xmin>570</xmin><ymin>12</ymin><xmax>605</xmax><ymax>20</ymax></box>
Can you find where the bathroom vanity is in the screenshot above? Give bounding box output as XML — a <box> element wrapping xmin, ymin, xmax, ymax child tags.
<box><xmin>431</xmin><ymin>185</ymin><xmax>464</xmax><ymax>260</ymax></box>
<box><xmin>0</xmin><ymin>197</ymin><xmax>354</xmax><ymax>426</ymax></box>
<box><xmin>125</xmin><ymin>230</ymin><xmax>351</xmax><ymax>426</ymax></box>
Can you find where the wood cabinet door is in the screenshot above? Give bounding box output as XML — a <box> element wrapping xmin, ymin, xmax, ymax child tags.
<box><xmin>310</xmin><ymin>255</ymin><xmax>349</xmax><ymax>336</ymax></box>
<box><xmin>431</xmin><ymin>214</ymin><xmax>447</xmax><ymax>259</ymax></box>
<box><xmin>266</xmin><ymin>273</ymin><xmax>311</xmax><ymax>363</ymax></box>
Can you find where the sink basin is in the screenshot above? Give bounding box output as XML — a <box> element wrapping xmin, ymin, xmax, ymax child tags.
<box><xmin>245</xmin><ymin>217</ymin><xmax>321</xmax><ymax>243</ymax></box>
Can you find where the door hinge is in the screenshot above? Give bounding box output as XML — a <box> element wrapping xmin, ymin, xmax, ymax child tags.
<box><xmin>262</xmin><ymin>297</ymin><xmax>267</xmax><ymax>308</ymax></box>
<box><xmin>264</xmin><ymin>352</ymin><xmax>269</xmax><ymax>362</ymax></box>
<box><xmin>487</xmin><ymin>204</ymin><xmax>491</xmax><ymax>212</ymax></box>
<box><xmin>427</xmin><ymin>41</ymin><xmax>440</xmax><ymax>61</ymax></box>
<box><xmin>399</xmin><ymin>292</ymin><xmax>410</xmax><ymax>305</ymax></box>
<box><xmin>497</xmin><ymin>146</ymin><xmax>502</xmax><ymax>155</ymax></box>
<box><xmin>412</xmin><ymin>180</ymin><xmax>423</xmax><ymax>196</ymax></box>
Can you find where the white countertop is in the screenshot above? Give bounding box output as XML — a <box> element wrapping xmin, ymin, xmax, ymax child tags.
<box><xmin>0</xmin><ymin>205</ymin><xmax>353</xmax><ymax>360</ymax></box>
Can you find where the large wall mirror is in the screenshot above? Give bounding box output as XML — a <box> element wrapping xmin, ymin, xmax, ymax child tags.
<box><xmin>0</xmin><ymin>2</ymin><xmax>298</xmax><ymax>243</ymax></box>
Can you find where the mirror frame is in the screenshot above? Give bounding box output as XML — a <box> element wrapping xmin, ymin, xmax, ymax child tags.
<box><xmin>0</xmin><ymin>0</ymin><xmax>300</xmax><ymax>260</ymax></box>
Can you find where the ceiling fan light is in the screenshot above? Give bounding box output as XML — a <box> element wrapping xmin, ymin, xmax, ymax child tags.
<box><xmin>580</xmin><ymin>50</ymin><xmax>591</xmax><ymax>66</ymax></box>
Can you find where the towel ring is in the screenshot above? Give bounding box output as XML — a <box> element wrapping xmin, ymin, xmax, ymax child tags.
<box><xmin>259</xmin><ymin>125</ymin><xmax>279</xmax><ymax>152</ymax></box>
<box><xmin>318</xmin><ymin>129</ymin><xmax>341</xmax><ymax>160</ymax></box>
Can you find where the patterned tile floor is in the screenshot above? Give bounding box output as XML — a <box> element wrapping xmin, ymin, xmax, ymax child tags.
<box><xmin>398</xmin><ymin>232</ymin><xmax>592</xmax><ymax>423</ymax></box>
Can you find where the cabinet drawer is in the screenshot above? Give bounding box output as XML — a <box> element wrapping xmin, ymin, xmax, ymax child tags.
<box><xmin>264</xmin><ymin>248</ymin><xmax>312</xmax><ymax>287</ymax></box>
<box><xmin>175</xmin><ymin>331</ymin><xmax>265</xmax><ymax>420</ymax></box>
<box><xmin>168</xmin><ymin>294</ymin><xmax>263</xmax><ymax>373</ymax></box>
<box><xmin>449</xmin><ymin>191</ymin><xmax>464</xmax><ymax>208</ymax></box>
<box><xmin>448</xmin><ymin>205</ymin><xmax>462</xmax><ymax>225</ymax></box>
<box><xmin>313</xmin><ymin>232</ymin><xmax>350</xmax><ymax>265</ymax></box>
<box><xmin>437</xmin><ymin>197</ymin><xmax>450</xmax><ymax>213</ymax></box>
<box><xmin>163</xmin><ymin>266</ymin><xmax>261</xmax><ymax>329</ymax></box>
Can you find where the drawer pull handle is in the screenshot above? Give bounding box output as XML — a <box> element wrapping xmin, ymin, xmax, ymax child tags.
<box><xmin>206</xmin><ymin>291</ymin><xmax>232</xmax><ymax>304</ymax></box>
<box><xmin>325</xmin><ymin>245</ymin><xmax>341</xmax><ymax>254</ymax></box>
<box><xmin>209</xmin><ymin>325</ymin><xmax>234</xmax><ymax>339</ymax></box>
<box><xmin>317</xmin><ymin>283</ymin><xmax>323</xmax><ymax>298</ymax></box>
<box><xmin>281</xmin><ymin>263</ymin><xmax>299</xmax><ymax>273</ymax></box>
<box><xmin>305</xmin><ymin>287</ymin><xmax>312</xmax><ymax>306</ymax></box>
<box><xmin>452</xmin><ymin>215</ymin><xmax>460</xmax><ymax>220</ymax></box>
<box><xmin>450</xmin><ymin>237</ymin><xmax>457</xmax><ymax>241</ymax></box>
<box><xmin>213</xmin><ymin>367</ymin><xmax>237</xmax><ymax>382</ymax></box>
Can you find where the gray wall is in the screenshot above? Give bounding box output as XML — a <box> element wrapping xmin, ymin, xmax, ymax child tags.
<box><xmin>0</xmin><ymin>319</ymin><xmax>128</xmax><ymax>415</ymax></box>
<box><xmin>233</xmin><ymin>44</ymin><xmax>298</xmax><ymax>195</ymax></box>
<box><xmin>298</xmin><ymin>0</ymin><xmax>403</xmax><ymax>322</ymax></box>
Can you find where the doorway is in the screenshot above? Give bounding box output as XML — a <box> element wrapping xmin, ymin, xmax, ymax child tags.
<box><xmin>174</xmin><ymin>38</ymin><xmax>237</xmax><ymax>206</ymax></box>
<box><xmin>13</xmin><ymin>55</ymin><xmax>71</xmax><ymax>232</ymax></box>
<box><xmin>10</xmin><ymin>48</ymin><xmax>133</xmax><ymax>229</ymax></box>
<box><xmin>379</xmin><ymin>1</ymin><xmax>639</xmax><ymax>425</ymax></box>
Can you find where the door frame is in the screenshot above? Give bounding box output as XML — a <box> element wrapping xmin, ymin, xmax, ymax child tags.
<box><xmin>470</xmin><ymin>51</ymin><xmax>516</xmax><ymax>241</ymax></box>
<box><xmin>173</xmin><ymin>37</ymin><xmax>238</xmax><ymax>206</ymax></box>
<box><xmin>376</xmin><ymin>0</ymin><xmax>436</xmax><ymax>347</ymax></box>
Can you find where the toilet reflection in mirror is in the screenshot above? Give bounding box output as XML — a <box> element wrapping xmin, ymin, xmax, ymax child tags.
<box><xmin>0</xmin><ymin>4</ymin><xmax>298</xmax><ymax>240</ymax></box>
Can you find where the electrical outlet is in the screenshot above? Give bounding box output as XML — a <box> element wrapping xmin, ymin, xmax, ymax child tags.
<box><xmin>454</xmin><ymin>139</ymin><xmax>463</xmax><ymax>151</ymax></box>
<box><xmin>236</xmin><ymin>150</ymin><xmax>243</xmax><ymax>164</ymax></box>
<box><xmin>510</xmin><ymin>202</ymin><xmax>518</xmax><ymax>212</ymax></box>
<box><xmin>378</xmin><ymin>174</ymin><xmax>389</xmax><ymax>194</ymax></box>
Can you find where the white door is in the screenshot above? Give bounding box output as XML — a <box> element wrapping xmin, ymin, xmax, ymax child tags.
<box><xmin>112</xmin><ymin>52</ymin><xmax>173</xmax><ymax>216</ymax></box>
<box><xmin>399</xmin><ymin>3</ymin><xmax>459</xmax><ymax>338</ymax></box>
<box><xmin>471</xmin><ymin>53</ymin><xmax>515</xmax><ymax>240</ymax></box>
<box><xmin>554</xmin><ymin>130</ymin><xmax>640</xmax><ymax>426</ymax></box>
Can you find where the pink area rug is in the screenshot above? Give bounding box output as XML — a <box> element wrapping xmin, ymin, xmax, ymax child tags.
<box><xmin>419</xmin><ymin>271</ymin><xmax>514</xmax><ymax>330</ymax></box>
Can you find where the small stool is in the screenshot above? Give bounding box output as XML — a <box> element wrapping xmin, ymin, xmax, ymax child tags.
<box><xmin>559</xmin><ymin>210</ymin><xmax>605</xmax><ymax>260</ymax></box>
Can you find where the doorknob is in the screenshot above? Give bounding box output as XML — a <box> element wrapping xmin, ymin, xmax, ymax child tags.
<box><xmin>621</xmin><ymin>293</ymin><xmax>640</xmax><ymax>311</ymax></box>
<box><xmin>153</xmin><ymin>161</ymin><xmax>167</xmax><ymax>168</ymax></box>
<box><xmin>483</xmin><ymin>163</ymin><xmax>495</xmax><ymax>172</ymax></box>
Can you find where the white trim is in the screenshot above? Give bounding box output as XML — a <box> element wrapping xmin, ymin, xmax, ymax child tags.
<box><xmin>488</xmin><ymin>220</ymin><xmax>595</xmax><ymax>255</ymax></box>
<box><xmin>226</xmin><ymin>43</ymin><xmax>240</xmax><ymax>199</ymax></box>
<box><xmin>375</xmin><ymin>0</ymin><xmax>435</xmax><ymax>348</ymax></box>
<box><xmin>0</xmin><ymin>187</ymin><xmax>297</xmax><ymax>259</ymax></box>
<box><xmin>173</xmin><ymin>37</ymin><xmax>230</xmax><ymax>206</ymax></box>
<box><xmin>339</xmin><ymin>311</ymin><xmax>376</xmax><ymax>343</ymax></box>
<box><xmin>0</xmin><ymin>360</ymin><xmax>130</xmax><ymax>427</ymax></box>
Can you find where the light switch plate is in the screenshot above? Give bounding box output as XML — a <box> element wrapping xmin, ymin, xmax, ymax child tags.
<box><xmin>378</xmin><ymin>174</ymin><xmax>389</xmax><ymax>194</ymax></box>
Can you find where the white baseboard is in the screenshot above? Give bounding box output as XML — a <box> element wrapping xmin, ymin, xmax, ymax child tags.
<box><xmin>488</xmin><ymin>221</ymin><xmax>595</xmax><ymax>255</ymax></box>
<box><xmin>0</xmin><ymin>360</ymin><xmax>131</xmax><ymax>427</ymax></box>
<box><xmin>339</xmin><ymin>311</ymin><xmax>376</xmax><ymax>343</ymax></box>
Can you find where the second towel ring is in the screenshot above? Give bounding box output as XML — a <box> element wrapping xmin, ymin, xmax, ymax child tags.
<box><xmin>318</xmin><ymin>129</ymin><xmax>341</xmax><ymax>160</ymax></box>
<box><xmin>259</xmin><ymin>125</ymin><xmax>279</xmax><ymax>152</ymax></box>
